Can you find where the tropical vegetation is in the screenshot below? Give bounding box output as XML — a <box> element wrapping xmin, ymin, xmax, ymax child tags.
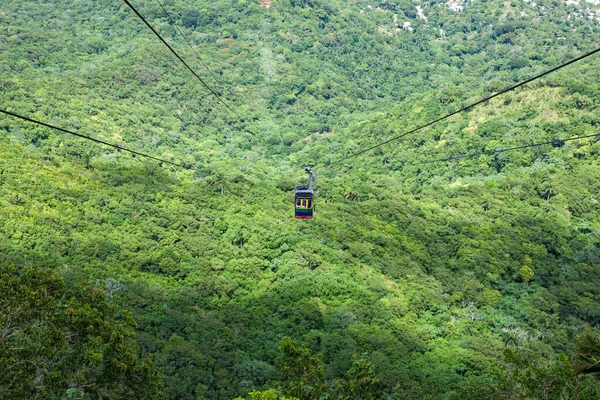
<box><xmin>1</xmin><ymin>0</ymin><xmax>600</xmax><ymax>398</ymax></box>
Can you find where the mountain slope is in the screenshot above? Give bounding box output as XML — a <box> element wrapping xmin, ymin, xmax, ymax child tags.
<box><xmin>1</xmin><ymin>0</ymin><xmax>600</xmax><ymax>398</ymax></box>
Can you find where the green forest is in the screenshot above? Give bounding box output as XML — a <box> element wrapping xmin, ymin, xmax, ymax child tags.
<box><xmin>1</xmin><ymin>0</ymin><xmax>600</xmax><ymax>398</ymax></box>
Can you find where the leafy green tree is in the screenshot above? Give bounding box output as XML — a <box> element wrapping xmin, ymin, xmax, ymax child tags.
<box><xmin>275</xmin><ymin>339</ymin><xmax>382</xmax><ymax>399</ymax></box>
<box><xmin>331</xmin><ymin>355</ymin><xmax>381</xmax><ymax>400</ymax></box>
<box><xmin>233</xmin><ymin>388</ymin><xmax>298</xmax><ymax>400</ymax></box>
<box><xmin>0</xmin><ymin>260</ymin><xmax>162</xmax><ymax>399</ymax></box>
<box><xmin>487</xmin><ymin>347</ymin><xmax>594</xmax><ymax>400</ymax></box>
<box><xmin>278</xmin><ymin>338</ymin><xmax>327</xmax><ymax>400</ymax></box>
<box><xmin>518</xmin><ymin>265</ymin><xmax>534</xmax><ymax>283</ymax></box>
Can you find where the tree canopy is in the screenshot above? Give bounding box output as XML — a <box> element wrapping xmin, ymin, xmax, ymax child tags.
<box><xmin>1</xmin><ymin>0</ymin><xmax>600</xmax><ymax>398</ymax></box>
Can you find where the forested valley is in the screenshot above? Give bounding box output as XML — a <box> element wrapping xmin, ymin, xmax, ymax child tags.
<box><xmin>1</xmin><ymin>0</ymin><xmax>600</xmax><ymax>398</ymax></box>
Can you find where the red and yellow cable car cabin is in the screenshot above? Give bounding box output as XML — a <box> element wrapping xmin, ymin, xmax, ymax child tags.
<box><xmin>295</xmin><ymin>185</ymin><xmax>314</xmax><ymax>219</ymax></box>
<box><xmin>295</xmin><ymin>168</ymin><xmax>316</xmax><ymax>219</ymax></box>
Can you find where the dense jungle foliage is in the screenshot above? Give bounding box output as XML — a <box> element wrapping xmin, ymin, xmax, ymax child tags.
<box><xmin>1</xmin><ymin>0</ymin><xmax>600</xmax><ymax>398</ymax></box>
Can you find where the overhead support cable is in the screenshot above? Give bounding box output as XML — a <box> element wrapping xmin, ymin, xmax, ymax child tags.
<box><xmin>0</xmin><ymin>108</ymin><xmax>193</xmax><ymax>170</ymax></box>
<box><xmin>122</xmin><ymin>0</ymin><xmax>239</xmax><ymax>117</ymax></box>
<box><xmin>154</xmin><ymin>0</ymin><xmax>222</xmax><ymax>87</ymax></box>
<box><xmin>332</xmin><ymin>46</ymin><xmax>600</xmax><ymax>164</ymax></box>
<box><xmin>400</xmin><ymin>133</ymin><xmax>600</xmax><ymax>167</ymax></box>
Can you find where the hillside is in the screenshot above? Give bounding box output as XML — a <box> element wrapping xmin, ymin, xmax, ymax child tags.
<box><xmin>1</xmin><ymin>0</ymin><xmax>600</xmax><ymax>398</ymax></box>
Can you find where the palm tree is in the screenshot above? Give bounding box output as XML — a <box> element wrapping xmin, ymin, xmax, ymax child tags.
<box><xmin>573</xmin><ymin>332</ymin><xmax>600</xmax><ymax>375</ymax></box>
<box><xmin>214</xmin><ymin>171</ymin><xmax>226</xmax><ymax>195</ymax></box>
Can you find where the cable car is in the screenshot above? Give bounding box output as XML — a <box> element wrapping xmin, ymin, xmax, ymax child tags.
<box><xmin>295</xmin><ymin>167</ymin><xmax>316</xmax><ymax>219</ymax></box>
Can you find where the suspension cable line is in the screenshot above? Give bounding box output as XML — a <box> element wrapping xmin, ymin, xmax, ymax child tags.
<box><xmin>154</xmin><ymin>0</ymin><xmax>222</xmax><ymax>88</ymax></box>
<box><xmin>399</xmin><ymin>133</ymin><xmax>600</xmax><ymax>167</ymax></box>
<box><xmin>0</xmin><ymin>108</ymin><xmax>194</xmax><ymax>170</ymax></box>
<box><xmin>327</xmin><ymin>45</ymin><xmax>600</xmax><ymax>166</ymax></box>
<box><xmin>122</xmin><ymin>0</ymin><xmax>239</xmax><ymax>117</ymax></box>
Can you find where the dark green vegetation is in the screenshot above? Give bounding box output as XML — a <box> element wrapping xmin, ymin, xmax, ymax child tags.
<box><xmin>0</xmin><ymin>261</ymin><xmax>162</xmax><ymax>399</ymax></box>
<box><xmin>1</xmin><ymin>0</ymin><xmax>600</xmax><ymax>398</ymax></box>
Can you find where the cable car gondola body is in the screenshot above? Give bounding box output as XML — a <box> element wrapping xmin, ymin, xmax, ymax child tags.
<box><xmin>295</xmin><ymin>168</ymin><xmax>316</xmax><ymax>219</ymax></box>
